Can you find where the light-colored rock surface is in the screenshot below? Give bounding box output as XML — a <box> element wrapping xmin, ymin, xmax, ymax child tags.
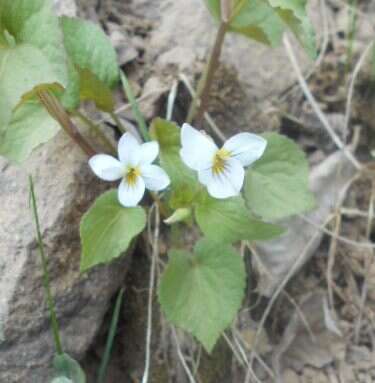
<box><xmin>53</xmin><ymin>0</ymin><xmax>77</xmax><ymax>16</ymax></box>
<box><xmin>149</xmin><ymin>0</ymin><xmax>317</xmax><ymax>99</ymax></box>
<box><xmin>143</xmin><ymin>0</ymin><xmax>325</xmax><ymax>135</ymax></box>
<box><xmin>0</xmin><ymin>131</ymin><xmax>129</xmax><ymax>382</ymax></box>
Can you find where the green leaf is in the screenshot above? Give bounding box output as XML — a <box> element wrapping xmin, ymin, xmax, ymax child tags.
<box><xmin>53</xmin><ymin>353</ymin><xmax>86</xmax><ymax>383</ymax></box>
<box><xmin>204</xmin><ymin>0</ymin><xmax>316</xmax><ymax>57</ymax></box>
<box><xmin>244</xmin><ymin>132</ymin><xmax>315</xmax><ymax>221</ymax></box>
<box><xmin>62</xmin><ymin>66</ymin><xmax>116</xmax><ymax>112</ymax></box>
<box><xmin>150</xmin><ymin>118</ymin><xmax>201</xmax><ymax>208</ymax></box>
<box><xmin>16</xmin><ymin>82</ymin><xmax>64</xmax><ymax>109</ymax></box>
<box><xmin>60</xmin><ymin>60</ymin><xmax>80</xmax><ymax>111</ymax></box>
<box><xmin>268</xmin><ymin>0</ymin><xmax>316</xmax><ymax>58</ymax></box>
<box><xmin>195</xmin><ymin>192</ymin><xmax>284</xmax><ymax>243</ymax></box>
<box><xmin>80</xmin><ymin>190</ymin><xmax>146</xmax><ymax>272</ymax></box>
<box><xmin>60</xmin><ymin>17</ymin><xmax>119</xmax><ymax>110</ymax></box>
<box><xmin>51</xmin><ymin>377</ymin><xmax>72</xmax><ymax>383</ymax></box>
<box><xmin>0</xmin><ymin>0</ymin><xmax>68</xmax><ymax>161</ymax></box>
<box><xmin>0</xmin><ymin>45</ymin><xmax>64</xmax><ymax>130</ymax></box>
<box><xmin>159</xmin><ymin>239</ymin><xmax>246</xmax><ymax>352</ymax></box>
<box><xmin>61</xmin><ymin>16</ymin><xmax>119</xmax><ymax>86</ymax></box>
<box><xmin>0</xmin><ymin>0</ymin><xmax>68</xmax><ymax>85</ymax></box>
<box><xmin>78</xmin><ymin>68</ymin><xmax>115</xmax><ymax>112</ymax></box>
<box><xmin>0</xmin><ymin>100</ymin><xmax>60</xmax><ymax>163</ymax></box>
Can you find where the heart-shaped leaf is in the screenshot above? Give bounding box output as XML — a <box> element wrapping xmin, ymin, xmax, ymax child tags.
<box><xmin>80</xmin><ymin>190</ymin><xmax>146</xmax><ymax>271</ymax></box>
<box><xmin>195</xmin><ymin>192</ymin><xmax>284</xmax><ymax>243</ymax></box>
<box><xmin>244</xmin><ymin>132</ymin><xmax>315</xmax><ymax>221</ymax></box>
<box><xmin>159</xmin><ymin>239</ymin><xmax>246</xmax><ymax>352</ymax></box>
<box><xmin>0</xmin><ymin>0</ymin><xmax>68</xmax><ymax>162</ymax></box>
<box><xmin>204</xmin><ymin>0</ymin><xmax>316</xmax><ymax>58</ymax></box>
<box><xmin>60</xmin><ymin>17</ymin><xmax>119</xmax><ymax>110</ymax></box>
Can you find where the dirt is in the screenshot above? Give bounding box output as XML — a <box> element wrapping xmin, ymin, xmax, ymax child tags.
<box><xmin>75</xmin><ymin>0</ymin><xmax>375</xmax><ymax>382</ymax></box>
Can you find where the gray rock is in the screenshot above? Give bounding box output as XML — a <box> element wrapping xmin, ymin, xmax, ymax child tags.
<box><xmin>53</xmin><ymin>0</ymin><xmax>77</xmax><ymax>17</ymax></box>
<box><xmin>149</xmin><ymin>0</ymin><xmax>313</xmax><ymax>99</ymax></box>
<box><xmin>145</xmin><ymin>0</ymin><xmax>324</xmax><ymax>134</ymax></box>
<box><xmin>0</xmin><ymin>132</ymin><xmax>129</xmax><ymax>382</ymax></box>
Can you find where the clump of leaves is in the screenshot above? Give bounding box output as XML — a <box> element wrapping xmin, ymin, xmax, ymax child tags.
<box><xmin>2</xmin><ymin>0</ymin><xmax>317</xmax><ymax>357</ymax></box>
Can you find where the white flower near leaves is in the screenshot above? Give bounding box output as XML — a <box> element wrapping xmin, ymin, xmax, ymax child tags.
<box><xmin>180</xmin><ymin>124</ymin><xmax>267</xmax><ymax>199</ymax></box>
<box><xmin>89</xmin><ymin>133</ymin><xmax>170</xmax><ymax>207</ymax></box>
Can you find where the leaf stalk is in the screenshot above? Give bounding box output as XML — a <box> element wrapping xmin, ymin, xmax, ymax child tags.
<box><xmin>38</xmin><ymin>90</ymin><xmax>96</xmax><ymax>157</ymax></box>
<box><xmin>187</xmin><ymin>21</ymin><xmax>228</xmax><ymax>125</ymax></box>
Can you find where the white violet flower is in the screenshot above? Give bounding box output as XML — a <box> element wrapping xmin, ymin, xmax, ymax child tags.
<box><xmin>180</xmin><ymin>123</ymin><xmax>267</xmax><ymax>199</ymax></box>
<box><xmin>89</xmin><ymin>132</ymin><xmax>170</xmax><ymax>207</ymax></box>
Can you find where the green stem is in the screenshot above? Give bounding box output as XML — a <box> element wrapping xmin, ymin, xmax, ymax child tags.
<box><xmin>120</xmin><ymin>71</ymin><xmax>151</xmax><ymax>142</ymax></box>
<box><xmin>109</xmin><ymin>111</ymin><xmax>127</xmax><ymax>135</ymax></box>
<box><xmin>74</xmin><ymin>111</ymin><xmax>116</xmax><ymax>154</ymax></box>
<box><xmin>346</xmin><ymin>0</ymin><xmax>358</xmax><ymax>74</ymax></box>
<box><xmin>186</xmin><ymin>21</ymin><xmax>228</xmax><ymax>125</ymax></box>
<box><xmin>97</xmin><ymin>288</ymin><xmax>125</xmax><ymax>383</ymax></box>
<box><xmin>29</xmin><ymin>176</ymin><xmax>63</xmax><ymax>355</ymax></box>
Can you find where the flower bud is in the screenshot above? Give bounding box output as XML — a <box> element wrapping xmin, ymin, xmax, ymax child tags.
<box><xmin>164</xmin><ymin>208</ymin><xmax>191</xmax><ymax>225</ymax></box>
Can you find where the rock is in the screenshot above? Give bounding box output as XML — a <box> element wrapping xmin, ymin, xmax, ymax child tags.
<box><xmin>145</xmin><ymin>0</ymin><xmax>326</xmax><ymax>133</ymax></box>
<box><xmin>0</xmin><ymin>132</ymin><xmax>129</xmax><ymax>382</ymax></box>
<box><xmin>282</xmin><ymin>369</ymin><xmax>300</xmax><ymax>383</ymax></box>
<box><xmin>53</xmin><ymin>0</ymin><xmax>77</xmax><ymax>17</ymax></box>
<box><xmin>107</xmin><ymin>22</ymin><xmax>139</xmax><ymax>66</ymax></box>
<box><xmin>149</xmin><ymin>0</ymin><xmax>320</xmax><ymax>95</ymax></box>
<box><xmin>149</xmin><ymin>0</ymin><xmax>311</xmax><ymax>99</ymax></box>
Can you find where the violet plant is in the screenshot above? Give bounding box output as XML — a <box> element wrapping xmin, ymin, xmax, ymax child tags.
<box><xmin>0</xmin><ymin>0</ymin><xmax>317</xmax><ymax>373</ymax></box>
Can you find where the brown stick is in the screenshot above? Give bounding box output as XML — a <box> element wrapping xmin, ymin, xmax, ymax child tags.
<box><xmin>38</xmin><ymin>90</ymin><xmax>96</xmax><ymax>157</ymax></box>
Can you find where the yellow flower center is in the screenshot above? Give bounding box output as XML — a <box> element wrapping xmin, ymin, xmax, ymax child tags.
<box><xmin>212</xmin><ymin>149</ymin><xmax>231</xmax><ymax>175</ymax></box>
<box><xmin>125</xmin><ymin>166</ymin><xmax>141</xmax><ymax>186</ymax></box>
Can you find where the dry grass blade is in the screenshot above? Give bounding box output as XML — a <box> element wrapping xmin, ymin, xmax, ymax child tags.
<box><xmin>344</xmin><ymin>41</ymin><xmax>374</xmax><ymax>140</ymax></box>
<box><xmin>141</xmin><ymin>204</ymin><xmax>160</xmax><ymax>383</ymax></box>
<box><xmin>283</xmin><ymin>35</ymin><xmax>362</xmax><ymax>171</ymax></box>
<box><xmin>172</xmin><ymin>328</ymin><xmax>197</xmax><ymax>383</ymax></box>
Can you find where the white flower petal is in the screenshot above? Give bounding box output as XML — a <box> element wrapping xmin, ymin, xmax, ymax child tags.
<box><xmin>139</xmin><ymin>141</ymin><xmax>159</xmax><ymax>165</ymax></box>
<box><xmin>180</xmin><ymin>123</ymin><xmax>218</xmax><ymax>171</ymax></box>
<box><xmin>118</xmin><ymin>177</ymin><xmax>145</xmax><ymax>207</ymax></box>
<box><xmin>198</xmin><ymin>158</ymin><xmax>244</xmax><ymax>199</ymax></box>
<box><xmin>89</xmin><ymin>154</ymin><xmax>123</xmax><ymax>181</ymax></box>
<box><xmin>223</xmin><ymin>132</ymin><xmax>267</xmax><ymax>167</ymax></box>
<box><xmin>118</xmin><ymin>132</ymin><xmax>141</xmax><ymax>164</ymax></box>
<box><xmin>141</xmin><ymin>164</ymin><xmax>170</xmax><ymax>191</ymax></box>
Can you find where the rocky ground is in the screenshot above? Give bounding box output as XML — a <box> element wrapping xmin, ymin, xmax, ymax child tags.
<box><xmin>2</xmin><ymin>0</ymin><xmax>375</xmax><ymax>381</ymax></box>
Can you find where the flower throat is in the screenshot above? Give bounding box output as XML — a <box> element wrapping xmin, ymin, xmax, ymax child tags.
<box><xmin>212</xmin><ymin>149</ymin><xmax>230</xmax><ymax>175</ymax></box>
